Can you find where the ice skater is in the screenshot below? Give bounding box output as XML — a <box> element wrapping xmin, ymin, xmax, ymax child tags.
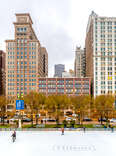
<box><xmin>11</xmin><ymin>130</ymin><xmax>16</xmax><ymax>142</ymax></box>
<box><xmin>83</xmin><ymin>126</ymin><xmax>86</xmax><ymax>133</ymax></box>
<box><xmin>111</xmin><ymin>126</ymin><xmax>114</xmax><ymax>133</ymax></box>
<box><xmin>61</xmin><ymin>127</ymin><xmax>64</xmax><ymax>135</ymax></box>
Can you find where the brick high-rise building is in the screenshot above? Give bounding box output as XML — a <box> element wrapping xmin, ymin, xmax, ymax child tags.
<box><xmin>0</xmin><ymin>50</ymin><xmax>6</xmax><ymax>95</ymax></box>
<box><xmin>85</xmin><ymin>11</ymin><xmax>116</xmax><ymax>96</ymax></box>
<box><xmin>6</xmin><ymin>13</ymin><xmax>48</xmax><ymax>98</ymax></box>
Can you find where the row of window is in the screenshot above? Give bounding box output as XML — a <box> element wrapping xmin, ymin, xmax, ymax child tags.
<box><xmin>17</xmin><ymin>47</ymin><xmax>36</xmax><ymax>50</ymax></box>
<box><xmin>38</xmin><ymin>84</ymin><xmax>89</xmax><ymax>88</ymax></box>
<box><xmin>39</xmin><ymin>80</ymin><xmax>89</xmax><ymax>84</ymax></box>
<box><xmin>8</xmin><ymin>51</ymin><xmax>36</xmax><ymax>55</ymax></box>
<box><xmin>16</xmin><ymin>61</ymin><xmax>36</xmax><ymax>64</ymax></box>
<box><xmin>17</xmin><ymin>27</ymin><xmax>27</xmax><ymax>32</ymax></box>
<box><xmin>39</xmin><ymin>89</ymin><xmax>89</xmax><ymax>93</ymax></box>
<box><xmin>95</xmin><ymin>21</ymin><xmax>116</xmax><ymax>25</ymax></box>
<box><xmin>17</xmin><ymin>56</ymin><xmax>36</xmax><ymax>59</ymax></box>
<box><xmin>17</xmin><ymin>39</ymin><xmax>37</xmax><ymax>46</ymax></box>
<box><xmin>8</xmin><ymin>79</ymin><xmax>36</xmax><ymax>82</ymax></box>
<box><xmin>95</xmin><ymin>26</ymin><xmax>116</xmax><ymax>29</ymax></box>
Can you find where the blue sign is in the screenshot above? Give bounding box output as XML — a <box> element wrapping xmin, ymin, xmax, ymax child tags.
<box><xmin>16</xmin><ymin>100</ymin><xmax>24</xmax><ymax>110</ymax></box>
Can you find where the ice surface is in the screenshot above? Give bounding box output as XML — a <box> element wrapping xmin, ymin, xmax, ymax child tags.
<box><xmin>0</xmin><ymin>131</ymin><xmax>116</xmax><ymax>156</ymax></box>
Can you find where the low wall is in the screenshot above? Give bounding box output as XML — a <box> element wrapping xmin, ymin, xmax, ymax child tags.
<box><xmin>0</xmin><ymin>128</ymin><xmax>115</xmax><ymax>131</ymax></box>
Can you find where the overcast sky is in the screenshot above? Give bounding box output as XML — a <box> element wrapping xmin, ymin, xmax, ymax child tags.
<box><xmin>0</xmin><ymin>0</ymin><xmax>116</xmax><ymax>76</ymax></box>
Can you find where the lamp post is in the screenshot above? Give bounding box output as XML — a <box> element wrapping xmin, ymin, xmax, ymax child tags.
<box><xmin>16</xmin><ymin>93</ymin><xmax>24</xmax><ymax>128</ymax></box>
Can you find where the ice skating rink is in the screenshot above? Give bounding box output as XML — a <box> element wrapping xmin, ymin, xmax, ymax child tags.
<box><xmin>0</xmin><ymin>131</ymin><xmax>116</xmax><ymax>156</ymax></box>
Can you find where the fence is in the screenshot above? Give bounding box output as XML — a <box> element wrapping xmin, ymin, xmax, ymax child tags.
<box><xmin>0</xmin><ymin>128</ymin><xmax>116</xmax><ymax>131</ymax></box>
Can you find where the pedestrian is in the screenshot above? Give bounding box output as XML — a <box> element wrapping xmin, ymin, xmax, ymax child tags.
<box><xmin>14</xmin><ymin>130</ymin><xmax>16</xmax><ymax>139</ymax></box>
<box><xmin>83</xmin><ymin>127</ymin><xmax>86</xmax><ymax>133</ymax></box>
<box><xmin>11</xmin><ymin>131</ymin><xmax>16</xmax><ymax>142</ymax></box>
<box><xmin>111</xmin><ymin>126</ymin><xmax>114</xmax><ymax>133</ymax></box>
<box><xmin>61</xmin><ymin>127</ymin><xmax>64</xmax><ymax>135</ymax></box>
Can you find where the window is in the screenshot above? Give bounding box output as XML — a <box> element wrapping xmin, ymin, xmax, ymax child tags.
<box><xmin>24</xmin><ymin>27</ymin><xmax>27</xmax><ymax>32</ymax></box>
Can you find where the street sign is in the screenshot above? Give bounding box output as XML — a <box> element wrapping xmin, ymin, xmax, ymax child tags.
<box><xmin>16</xmin><ymin>100</ymin><xmax>24</xmax><ymax>110</ymax></box>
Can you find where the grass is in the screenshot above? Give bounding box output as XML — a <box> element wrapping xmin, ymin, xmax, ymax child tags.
<box><xmin>0</xmin><ymin>124</ymin><xmax>11</xmax><ymax>128</ymax></box>
<box><xmin>0</xmin><ymin>122</ymin><xmax>113</xmax><ymax>129</ymax></box>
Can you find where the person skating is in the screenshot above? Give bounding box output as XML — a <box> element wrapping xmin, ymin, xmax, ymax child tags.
<box><xmin>83</xmin><ymin>126</ymin><xmax>86</xmax><ymax>133</ymax></box>
<box><xmin>61</xmin><ymin>127</ymin><xmax>64</xmax><ymax>135</ymax></box>
<box><xmin>11</xmin><ymin>131</ymin><xmax>16</xmax><ymax>142</ymax></box>
<box><xmin>14</xmin><ymin>130</ymin><xmax>16</xmax><ymax>139</ymax></box>
<box><xmin>111</xmin><ymin>125</ymin><xmax>114</xmax><ymax>133</ymax></box>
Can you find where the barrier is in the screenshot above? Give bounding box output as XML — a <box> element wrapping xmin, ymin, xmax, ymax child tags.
<box><xmin>0</xmin><ymin>128</ymin><xmax>116</xmax><ymax>131</ymax></box>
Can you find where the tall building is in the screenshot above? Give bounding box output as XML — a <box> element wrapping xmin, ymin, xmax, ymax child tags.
<box><xmin>0</xmin><ymin>50</ymin><xmax>6</xmax><ymax>95</ymax></box>
<box><xmin>74</xmin><ymin>46</ymin><xmax>86</xmax><ymax>77</ymax></box>
<box><xmin>85</xmin><ymin>11</ymin><xmax>116</xmax><ymax>96</ymax></box>
<box><xmin>39</xmin><ymin>47</ymin><xmax>48</xmax><ymax>77</ymax></box>
<box><xmin>6</xmin><ymin>13</ymin><xmax>48</xmax><ymax>98</ymax></box>
<box><xmin>54</xmin><ymin>64</ymin><xmax>65</xmax><ymax>77</ymax></box>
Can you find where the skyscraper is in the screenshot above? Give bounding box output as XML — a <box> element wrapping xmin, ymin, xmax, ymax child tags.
<box><xmin>6</xmin><ymin>13</ymin><xmax>48</xmax><ymax>98</ymax></box>
<box><xmin>0</xmin><ymin>50</ymin><xmax>6</xmax><ymax>95</ymax></box>
<box><xmin>85</xmin><ymin>11</ymin><xmax>116</xmax><ymax>96</ymax></box>
<box><xmin>74</xmin><ymin>46</ymin><xmax>86</xmax><ymax>77</ymax></box>
<box><xmin>39</xmin><ymin>47</ymin><xmax>48</xmax><ymax>77</ymax></box>
<box><xmin>54</xmin><ymin>64</ymin><xmax>65</xmax><ymax>77</ymax></box>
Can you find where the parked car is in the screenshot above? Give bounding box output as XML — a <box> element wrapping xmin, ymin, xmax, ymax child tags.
<box><xmin>72</xmin><ymin>114</ymin><xmax>77</xmax><ymax>117</ymax></box>
<box><xmin>83</xmin><ymin>118</ymin><xmax>92</xmax><ymax>121</ymax></box>
<box><xmin>9</xmin><ymin>117</ymin><xmax>19</xmax><ymax>122</ymax></box>
<box><xmin>98</xmin><ymin>118</ymin><xmax>107</xmax><ymax>122</ymax></box>
<box><xmin>109</xmin><ymin>118</ymin><xmax>116</xmax><ymax>123</ymax></box>
<box><xmin>42</xmin><ymin>118</ymin><xmax>56</xmax><ymax>122</ymax></box>
<box><xmin>0</xmin><ymin>118</ymin><xmax>8</xmax><ymax>123</ymax></box>
<box><xmin>22</xmin><ymin>118</ymin><xmax>32</xmax><ymax>122</ymax></box>
<box><xmin>66</xmin><ymin>117</ymin><xmax>76</xmax><ymax>121</ymax></box>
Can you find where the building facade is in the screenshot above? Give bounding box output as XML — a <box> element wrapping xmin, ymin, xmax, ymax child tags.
<box><xmin>85</xmin><ymin>11</ymin><xmax>116</xmax><ymax>96</ymax></box>
<box><xmin>0</xmin><ymin>50</ymin><xmax>6</xmax><ymax>95</ymax></box>
<box><xmin>74</xmin><ymin>46</ymin><xmax>86</xmax><ymax>77</ymax></box>
<box><xmin>62</xmin><ymin>70</ymin><xmax>74</xmax><ymax>78</ymax></box>
<box><xmin>54</xmin><ymin>64</ymin><xmax>65</xmax><ymax>77</ymax></box>
<box><xmin>6</xmin><ymin>13</ymin><xmax>48</xmax><ymax>98</ymax></box>
<box><xmin>39</xmin><ymin>47</ymin><xmax>48</xmax><ymax>77</ymax></box>
<box><xmin>38</xmin><ymin>77</ymin><xmax>91</xmax><ymax>96</ymax></box>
